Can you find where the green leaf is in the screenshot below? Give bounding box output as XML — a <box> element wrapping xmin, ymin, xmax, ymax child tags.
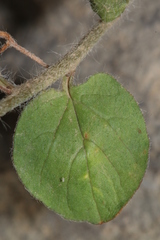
<box><xmin>13</xmin><ymin>73</ymin><xmax>149</xmax><ymax>224</ymax></box>
<box><xmin>89</xmin><ymin>0</ymin><xmax>130</xmax><ymax>22</ymax></box>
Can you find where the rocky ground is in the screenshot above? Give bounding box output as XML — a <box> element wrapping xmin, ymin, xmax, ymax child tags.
<box><xmin>0</xmin><ymin>0</ymin><xmax>160</xmax><ymax>239</ymax></box>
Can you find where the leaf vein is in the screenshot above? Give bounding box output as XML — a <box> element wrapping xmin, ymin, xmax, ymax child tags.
<box><xmin>77</xmin><ymin>100</ymin><xmax>137</xmax><ymax>163</ymax></box>
<box><xmin>86</xmin><ymin>138</ymin><xmax>124</xmax><ymax>198</ymax></box>
<box><xmin>66</xmin><ymin>146</ymin><xmax>83</xmax><ymax>211</ymax></box>
<box><xmin>69</xmin><ymin>94</ymin><xmax>102</xmax><ymax>221</ymax></box>
<box><xmin>39</xmin><ymin>98</ymin><xmax>69</xmax><ymax>185</ymax></box>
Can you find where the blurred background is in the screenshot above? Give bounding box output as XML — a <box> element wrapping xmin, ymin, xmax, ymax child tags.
<box><xmin>0</xmin><ymin>0</ymin><xmax>160</xmax><ymax>239</ymax></box>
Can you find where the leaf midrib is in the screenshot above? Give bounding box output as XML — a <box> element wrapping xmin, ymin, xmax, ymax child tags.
<box><xmin>69</xmin><ymin>91</ymin><xmax>102</xmax><ymax>222</ymax></box>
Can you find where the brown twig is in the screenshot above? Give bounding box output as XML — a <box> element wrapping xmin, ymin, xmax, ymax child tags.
<box><xmin>0</xmin><ymin>85</ymin><xmax>12</xmax><ymax>94</ymax></box>
<box><xmin>0</xmin><ymin>31</ymin><xmax>49</xmax><ymax>68</ymax></box>
<box><xmin>0</xmin><ymin>74</ymin><xmax>14</xmax><ymax>94</ymax></box>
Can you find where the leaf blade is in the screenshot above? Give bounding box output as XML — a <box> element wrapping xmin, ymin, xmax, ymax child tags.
<box><xmin>13</xmin><ymin>73</ymin><xmax>149</xmax><ymax>224</ymax></box>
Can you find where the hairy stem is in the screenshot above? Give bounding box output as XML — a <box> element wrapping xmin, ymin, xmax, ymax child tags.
<box><xmin>0</xmin><ymin>19</ymin><xmax>118</xmax><ymax>117</ymax></box>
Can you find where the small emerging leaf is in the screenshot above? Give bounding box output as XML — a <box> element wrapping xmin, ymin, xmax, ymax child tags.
<box><xmin>13</xmin><ymin>73</ymin><xmax>149</xmax><ymax>224</ymax></box>
<box><xmin>89</xmin><ymin>0</ymin><xmax>130</xmax><ymax>22</ymax></box>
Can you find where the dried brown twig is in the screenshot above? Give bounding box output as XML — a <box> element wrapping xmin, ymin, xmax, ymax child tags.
<box><xmin>0</xmin><ymin>31</ymin><xmax>49</xmax><ymax>68</ymax></box>
<box><xmin>0</xmin><ymin>30</ymin><xmax>49</xmax><ymax>94</ymax></box>
<box><xmin>0</xmin><ymin>74</ymin><xmax>14</xmax><ymax>94</ymax></box>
